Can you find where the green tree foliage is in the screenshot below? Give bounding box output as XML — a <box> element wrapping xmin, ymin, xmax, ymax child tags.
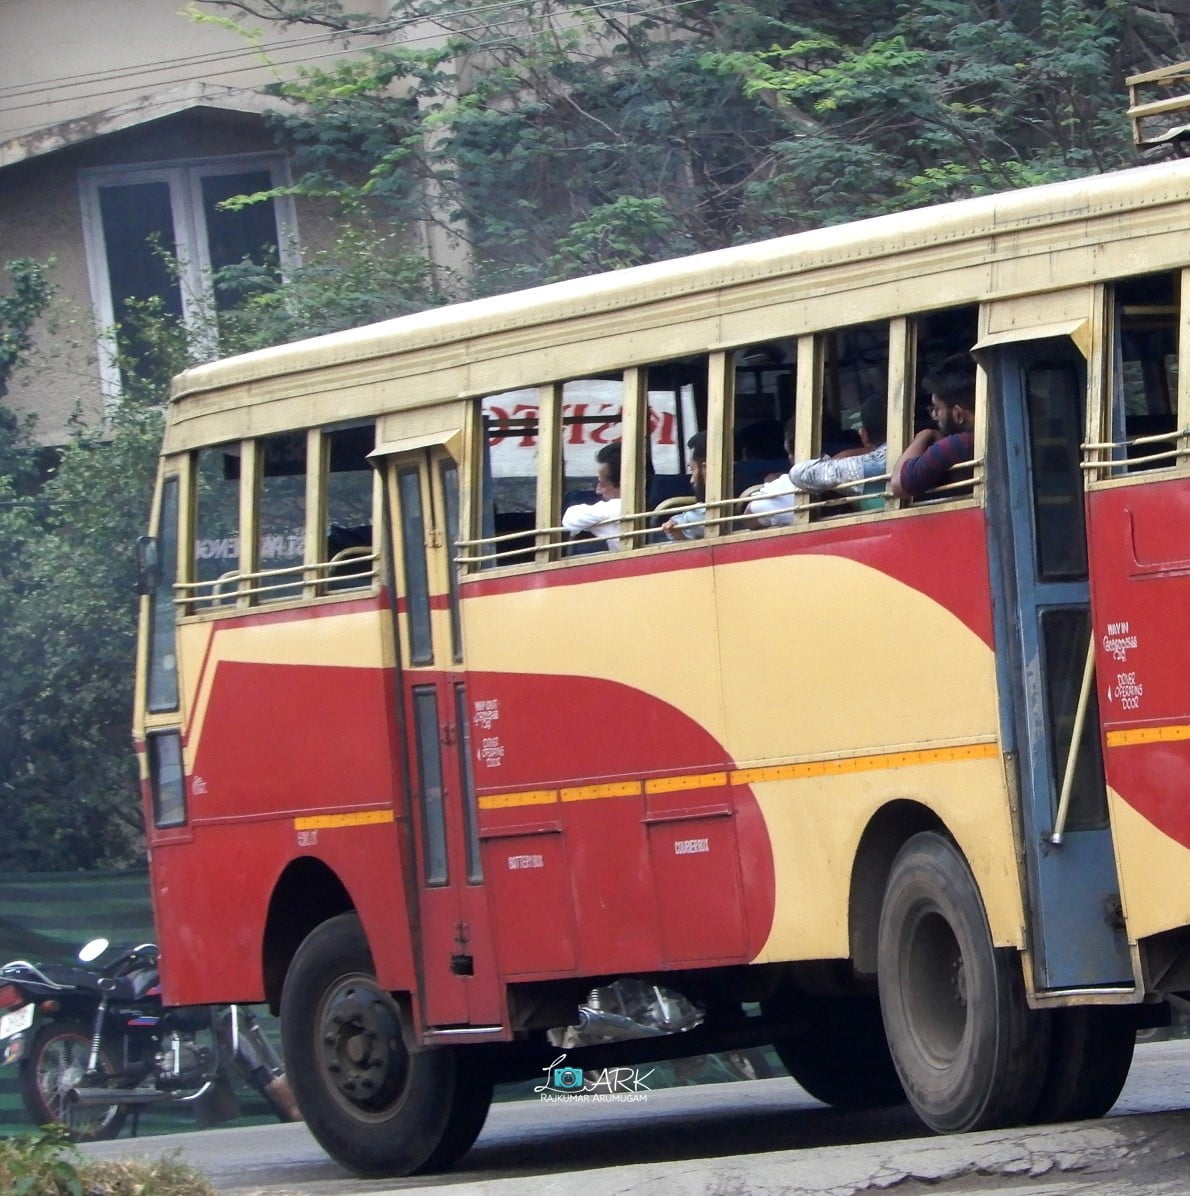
<box><xmin>0</xmin><ymin>404</ymin><xmax>164</xmax><ymax>872</ymax></box>
<box><xmin>0</xmin><ymin>259</ymin><xmax>52</xmax><ymax>395</ymax></box>
<box><xmin>207</xmin><ymin>0</ymin><xmax>1190</xmax><ymax>288</ymax></box>
<box><xmin>0</xmin><ymin>261</ymin><xmax>170</xmax><ymax>871</ymax></box>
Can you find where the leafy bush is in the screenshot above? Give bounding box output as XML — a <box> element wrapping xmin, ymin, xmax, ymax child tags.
<box><xmin>0</xmin><ymin>1127</ymin><xmax>214</xmax><ymax>1196</ymax></box>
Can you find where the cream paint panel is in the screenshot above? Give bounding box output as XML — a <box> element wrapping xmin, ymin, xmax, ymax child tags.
<box><xmin>712</xmin><ymin>554</ymin><xmax>1021</xmax><ymax>955</ymax></box>
<box><xmin>463</xmin><ymin>563</ymin><xmax>726</xmax><ymax>746</ymax></box>
<box><xmin>463</xmin><ymin>552</ymin><xmax>1027</xmax><ymax>954</ymax></box>
<box><xmin>984</xmin><ymin>287</ymin><xmax>1094</xmax><ymax>338</ymax></box>
<box><xmin>715</xmin><ymin>554</ymin><xmax>1000</xmax><ymax>760</ymax></box>
<box><xmin>754</xmin><ymin>758</ymin><xmax>1021</xmax><ymax>960</ymax></box>
<box><xmin>178</xmin><ymin>609</ymin><xmax>391</xmax><ymax>754</ymax></box>
<box><xmin>1108</xmin><ymin>788</ymin><xmax>1190</xmax><ymax>941</ymax></box>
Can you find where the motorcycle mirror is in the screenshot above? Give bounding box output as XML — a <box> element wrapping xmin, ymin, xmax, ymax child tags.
<box><xmin>78</xmin><ymin>938</ymin><xmax>109</xmax><ymax>963</ymax></box>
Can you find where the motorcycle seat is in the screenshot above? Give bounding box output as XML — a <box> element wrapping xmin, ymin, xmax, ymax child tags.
<box><xmin>11</xmin><ymin>963</ymin><xmax>109</xmax><ymax>995</ymax></box>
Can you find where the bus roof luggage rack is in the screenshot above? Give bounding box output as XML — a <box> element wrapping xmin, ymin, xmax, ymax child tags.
<box><xmin>1127</xmin><ymin>61</ymin><xmax>1190</xmax><ymax>154</ymax></box>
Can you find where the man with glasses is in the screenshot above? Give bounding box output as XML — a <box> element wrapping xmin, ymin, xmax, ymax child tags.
<box><xmin>890</xmin><ymin>354</ymin><xmax>977</xmax><ymax>500</ymax></box>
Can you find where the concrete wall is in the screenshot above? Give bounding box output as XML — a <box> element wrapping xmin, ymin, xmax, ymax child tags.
<box><xmin>0</xmin><ymin>0</ymin><xmax>393</xmax><ymax>145</ymax></box>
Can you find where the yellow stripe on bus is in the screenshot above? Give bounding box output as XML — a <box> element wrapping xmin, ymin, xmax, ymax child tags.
<box><xmin>731</xmin><ymin>741</ymin><xmax>998</xmax><ymax>786</ymax></box>
<box><xmin>478</xmin><ymin>789</ymin><xmax>559</xmax><ymax>810</ymax></box>
<box><xmin>479</xmin><ymin>741</ymin><xmax>999</xmax><ymax>811</ymax></box>
<box><xmin>561</xmin><ymin>780</ymin><xmax>643</xmax><ymax>802</ymax></box>
<box><xmin>293</xmin><ymin>810</ymin><xmax>395</xmax><ymax>831</ymax></box>
<box><xmin>644</xmin><ymin>771</ymin><xmax>729</xmax><ymax>795</ymax></box>
<box><xmin>1105</xmin><ymin>723</ymin><xmax>1190</xmax><ymax>748</ymax></box>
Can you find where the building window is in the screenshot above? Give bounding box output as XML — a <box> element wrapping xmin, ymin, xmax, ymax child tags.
<box><xmin>80</xmin><ymin>156</ymin><xmax>298</xmax><ymax>400</ymax></box>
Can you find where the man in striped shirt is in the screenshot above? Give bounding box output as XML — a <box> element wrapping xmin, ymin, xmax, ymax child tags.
<box><xmin>891</xmin><ymin>354</ymin><xmax>977</xmax><ymax>500</ymax></box>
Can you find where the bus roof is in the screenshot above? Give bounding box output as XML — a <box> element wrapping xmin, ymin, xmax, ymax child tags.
<box><xmin>165</xmin><ymin>156</ymin><xmax>1190</xmax><ymax>449</ymax></box>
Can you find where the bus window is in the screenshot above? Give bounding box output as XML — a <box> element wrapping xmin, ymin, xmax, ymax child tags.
<box><xmin>480</xmin><ymin>391</ymin><xmax>539</xmax><ymax>567</ymax></box>
<box><xmin>823</xmin><ymin>322</ymin><xmax>888</xmax><ymax>452</ymax></box>
<box><xmin>324</xmin><ymin>424</ymin><xmax>376</xmax><ymax>591</ymax></box>
<box><xmin>257</xmin><ymin>432</ymin><xmax>306</xmax><ymax>603</ymax></box>
<box><xmin>193</xmin><ymin>443</ymin><xmax>241</xmax><ymax>609</ymax></box>
<box><xmin>1113</xmin><ymin>272</ymin><xmax>1178</xmax><ymax>472</ymax></box>
<box><xmin>146</xmin><ymin>475</ymin><xmax>180</xmax><ymax>712</ymax></box>
<box><xmin>731</xmin><ymin>340</ymin><xmax>795</xmax><ymax>501</ymax></box>
<box><xmin>916</xmin><ymin>307</ymin><xmax>979</xmax><ymax>424</ymax></box>
<box><xmin>561</xmin><ymin>377</ymin><xmax>624</xmax><ymax>554</ymax></box>
<box><xmin>645</xmin><ymin>356</ymin><xmax>704</xmax><ymax>513</ymax></box>
<box><xmin>783</xmin><ymin>323</ymin><xmax>891</xmax><ymax>520</ymax></box>
<box><xmin>906</xmin><ymin>306</ymin><xmax>981</xmax><ymax>501</ymax></box>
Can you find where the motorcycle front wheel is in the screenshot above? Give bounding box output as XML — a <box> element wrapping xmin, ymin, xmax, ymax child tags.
<box><xmin>20</xmin><ymin>1020</ymin><xmax>128</xmax><ymax>1141</ymax></box>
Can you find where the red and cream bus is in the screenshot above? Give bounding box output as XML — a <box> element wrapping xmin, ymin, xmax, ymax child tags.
<box><xmin>135</xmin><ymin>153</ymin><xmax>1190</xmax><ymax>1176</ymax></box>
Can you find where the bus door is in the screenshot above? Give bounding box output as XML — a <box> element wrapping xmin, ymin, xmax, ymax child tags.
<box><xmin>384</xmin><ymin>445</ymin><xmax>502</xmax><ymax>1030</ymax></box>
<box><xmin>982</xmin><ymin>335</ymin><xmax>1133</xmax><ymax>992</ymax></box>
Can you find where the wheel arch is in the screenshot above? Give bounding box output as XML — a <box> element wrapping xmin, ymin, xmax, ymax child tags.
<box><xmin>262</xmin><ymin>857</ymin><xmax>354</xmax><ymax>1011</ymax></box>
<box><xmin>849</xmin><ymin>799</ymin><xmax>948</xmax><ymax>978</ymax></box>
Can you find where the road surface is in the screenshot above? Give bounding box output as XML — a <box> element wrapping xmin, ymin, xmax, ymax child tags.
<box><xmin>79</xmin><ymin>1038</ymin><xmax>1190</xmax><ymax>1195</ymax></box>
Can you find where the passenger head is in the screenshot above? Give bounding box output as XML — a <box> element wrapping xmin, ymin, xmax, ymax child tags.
<box><xmin>595</xmin><ymin>441</ymin><xmax>621</xmax><ymax>498</ymax></box>
<box><xmin>859</xmin><ymin>395</ymin><xmax>888</xmax><ymax>448</ymax></box>
<box><xmin>923</xmin><ymin>354</ymin><xmax>977</xmax><ymax>436</ymax></box>
<box><xmin>687</xmin><ymin>431</ymin><xmax>707</xmax><ymax>500</ymax></box>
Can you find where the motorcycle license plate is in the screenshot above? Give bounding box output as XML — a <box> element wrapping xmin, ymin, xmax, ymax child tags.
<box><xmin>0</xmin><ymin>1002</ymin><xmax>34</xmax><ymax>1042</ymax></box>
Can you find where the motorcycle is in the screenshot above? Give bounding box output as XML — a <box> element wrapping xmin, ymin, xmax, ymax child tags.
<box><xmin>0</xmin><ymin>938</ymin><xmax>300</xmax><ymax>1140</ymax></box>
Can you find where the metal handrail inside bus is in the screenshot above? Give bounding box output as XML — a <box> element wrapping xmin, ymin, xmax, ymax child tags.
<box><xmin>175</xmin><ymin>551</ymin><xmax>378</xmax><ymax>611</ymax></box>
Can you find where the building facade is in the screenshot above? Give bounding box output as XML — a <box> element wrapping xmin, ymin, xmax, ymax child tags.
<box><xmin>0</xmin><ymin>0</ymin><xmax>417</xmax><ymax>443</ymax></box>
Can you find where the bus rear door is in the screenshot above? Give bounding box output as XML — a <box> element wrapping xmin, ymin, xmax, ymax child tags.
<box><xmin>982</xmin><ymin>333</ymin><xmax>1134</xmax><ymax>993</ymax></box>
<box><xmin>383</xmin><ymin>442</ymin><xmax>503</xmax><ymax>1031</ymax></box>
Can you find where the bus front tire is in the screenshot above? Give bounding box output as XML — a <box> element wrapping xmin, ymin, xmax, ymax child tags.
<box><xmin>877</xmin><ymin>832</ymin><xmax>1049</xmax><ymax>1134</ymax></box>
<box><xmin>280</xmin><ymin>912</ymin><xmax>491</xmax><ymax>1178</ymax></box>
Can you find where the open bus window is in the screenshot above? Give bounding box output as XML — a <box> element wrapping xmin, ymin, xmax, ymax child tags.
<box><xmin>799</xmin><ymin>323</ymin><xmax>889</xmax><ymax>519</ymax></box>
<box><xmin>561</xmin><ymin>378</ymin><xmax>624</xmax><ymax>554</ymax></box>
<box><xmin>1113</xmin><ymin>272</ymin><xmax>1179</xmax><ymax>473</ymax></box>
<box><xmin>324</xmin><ymin>423</ymin><xmax>376</xmax><ymax>591</ymax></box>
<box><xmin>257</xmin><ymin>431</ymin><xmax>306</xmax><ymax>603</ymax></box>
<box><xmin>480</xmin><ymin>391</ymin><xmax>540</xmax><ymax>567</ymax></box>
<box><xmin>193</xmin><ymin>443</ymin><xmax>241</xmax><ymax>609</ymax></box>
<box><xmin>645</xmin><ymin>357</ymin><xmax>703</xmax><ymax>517</ymax></box>
<box><xmin>731</xmin><ymin>341</ymin><xmax>794</xmax><ymax>503</ymax></box>
<box><xmin>909</xmin><ymin>305</ymin><xmax>981</xmax><ymax>502</ymax></box>
<box><xmin>915</xmin><ymin>306</ymin><xmax>980</xmax><ymax>425</ymax></box>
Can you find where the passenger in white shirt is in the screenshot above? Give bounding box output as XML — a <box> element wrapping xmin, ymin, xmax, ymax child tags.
<box><xmin>562</xmin><ymin>442</ymin><xmax>623</xmax><ymax>550</ymax></box>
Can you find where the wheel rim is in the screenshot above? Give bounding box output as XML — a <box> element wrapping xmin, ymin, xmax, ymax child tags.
<box><xmin>903</xmin><ymin>907</ymin><xmax>968</xmax><ymax>1067</ymax></box>
<box><xmin>315</xmin><ymin>973</ymin><xmax>408</xmax><ymax>1119</ymax></box>
<box><xmin>36</xmin><ymin>1034</ymin><xmax>121</xmax><ymax>1134</ymax></box>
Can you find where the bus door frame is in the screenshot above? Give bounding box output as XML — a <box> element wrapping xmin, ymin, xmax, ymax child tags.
<box><xmin>376</xmin><ymin>431</ymin><xmax>503</xmax><ymax>1032</ymax></box>
<box><xmin>979</xmin><ymin>327</ymin><xmax>1134</xmax><ymax>994</ymax></box>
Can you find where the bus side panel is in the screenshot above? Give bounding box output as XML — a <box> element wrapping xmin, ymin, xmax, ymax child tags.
<box><xmin>462</xmin><ymin>507</ymin><xmax>1025</xmax><ymax>977</ymax></box>
<box><xmin>148</xmin><ymin>821</ymin><xmax>417</xmax><ymax>1006</ymax></box>
<box><xmin>147</xmin><ymin>602</ymin><xmax>418</xmax><ymax>1004</ymax></box>
<box><xmin>1087</xmin><ymin>478</ymin><xmax>1190</xmax><ymax>939</ymax></box>
<box><xmin>467</xmin><ymin>668</ymin><xmax>774</xmax><ymax>977</ymax></box>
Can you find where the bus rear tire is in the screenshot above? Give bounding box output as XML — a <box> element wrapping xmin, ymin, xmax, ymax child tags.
<box><xmin>280</xmin><ymin>912</ymin><xmax>492</xmax><ymax>1177</ymax></box>
<box><xmin>877</xmin><ymin>832</ymin><xmax>1049</xmax><ymax>1133</ymax></box>
<box><xmin>1030</xmin><ymin>1006</ymin><xmax>1135</xmax><ymax>1123</ymax></box>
